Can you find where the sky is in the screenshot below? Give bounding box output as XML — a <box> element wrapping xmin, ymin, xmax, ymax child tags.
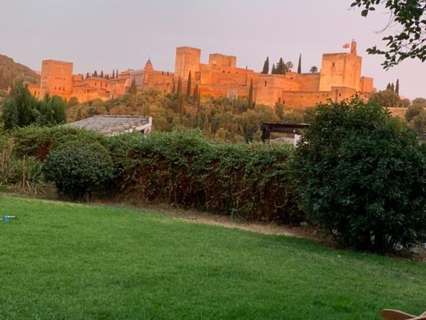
<box><xmin>0</xmin><ymin>0</ymin><xmax>425</xmax><ymax>99</ymax></box>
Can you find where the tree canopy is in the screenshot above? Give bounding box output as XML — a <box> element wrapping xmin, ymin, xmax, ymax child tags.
<box><xmin>351</xmin><ymin>0</ymin><xmax>426</xmax><ymax>68</ymax></box>
<box><xmin>1</xmin><ymin>82</ymin><xmax>66</xmax><ymax>130</ymax></box>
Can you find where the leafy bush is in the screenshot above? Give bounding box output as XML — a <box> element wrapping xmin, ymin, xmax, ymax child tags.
<box><xmin>12</xmin><ymin>126</ymin><xmax>106</xmax><ymax>160</ymax></box>
<box><xmin>44</xmin><ymin>141</ymin><xmax>113</xmax><ymax>199</ymax></box>
<box><xmin>0</xmin><ymin>136</ymin><xmax>44</xmax><ymax>193</ymax></box>
<box><xmin>107</xmin><ymin>131</ymin><xmax>302</xmax><ymax>223</ymax></box>
<box><xmin>293</xmin><ymin>100</ymin><xmax>426</xmax><ymax>252</ymax></box>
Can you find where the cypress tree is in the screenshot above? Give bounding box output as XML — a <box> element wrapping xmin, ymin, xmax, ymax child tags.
<box><xmin>177</xmin><ymin>77</ymin><xmax>182</xmax><ymax>95</ymax></box>
<box><xmin>186</xmin><ymin>71</ymin><xmax>192</xmax><ymax>97</ymax></box>
<box><xmin>390</xmin><ymin>83</ymin><xmax>395</xmax><ymax>92</ymax></box>
<box><xmin>277</xmin><ymin>58</ymin><xmax>285</xmax><ymax>74</ymax></box>
<box><xmin>177</xmin><ymin>77</ymin><xmax>184</xmax><ymax>113</ymax></box>
<box><xmin>395</xmin><ymin>79</ymin><xmax>400</xmax><ymax>96</ymax></box>
<box><xmin>297</xmin><ymin>54</ymin><xmax>302</xmax><ymax>74</ymax></box>
<box><xmin>248</xmin><ymin>79</ymin><xmax>254</xmax><ymax>109</ymax></box>
<box><xmin>171</xmin><ymin>78</ymin><xmax>176</xmax><ymax>93</ymax></box>
<box><xmin>262</xmin><ymin>57</ymin><xmax>270</xmax><ymax>74</ymax></box>
<box><xmin>100</xmin><ymin>70</ymin><xmax>104</xmax><ymax>78</ymax></box>
<box><xmin>93</xmin><ymin>71</ymin><xmax>98</xmax><ymax>77</ymax></box>
<box><xmin>194</xmin><ymin>84</ymin><xmax>201</xmax><ymax>112</ymax></box>
<box><xmin>271</xmin><ymin>63</ymin><xmax>276</xmax><ymax>75</ymax></box>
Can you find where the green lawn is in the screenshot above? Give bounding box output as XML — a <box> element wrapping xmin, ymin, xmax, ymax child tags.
<box><xmin>0</xmin><ymin>196</ymin><xmax>425</xmax><ymax>320</ymax></box>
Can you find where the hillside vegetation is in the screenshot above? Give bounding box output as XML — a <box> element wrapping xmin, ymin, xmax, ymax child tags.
<box><xmin>0</xmin><ymin>54</ymin><xmax>39</xmax><ymax>90</ymax></box>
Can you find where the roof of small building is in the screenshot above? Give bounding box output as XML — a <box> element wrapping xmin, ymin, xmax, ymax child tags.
<box><xmin>68</xmin><ymin>115</ymin><xmax>151</xmax><ymax>135</ymax></box>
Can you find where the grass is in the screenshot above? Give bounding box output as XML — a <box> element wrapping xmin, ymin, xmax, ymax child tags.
<box><xmin>0</xmin><ymin>195</ymin><xmax>425</xmax><ymax>320</ymax></box>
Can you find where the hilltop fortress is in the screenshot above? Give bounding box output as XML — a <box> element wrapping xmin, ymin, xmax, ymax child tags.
<box><xmin>29</xmin><ymin>41</ymin><xmax>374</xmax><ymax>108</ymax></box>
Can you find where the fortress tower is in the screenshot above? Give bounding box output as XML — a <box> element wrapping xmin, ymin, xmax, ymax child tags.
<box><xmin>208</xmin><ymin>53</ymin><xmax>236</xmax><ymax>68</ymax></box>
<box><xmin>175</xmin><ymin>47</ymin><xmax>201</xmax><ymax>80</ymax></box>
<box><xmin>40</xmin><ymin>60</ymin><xmax>73</xmax><ymax>99</ymax></box>
<box><xmin>319</xmin><ymin>40</ymin><xmax>362</xmax><ymax>92</ymax></box>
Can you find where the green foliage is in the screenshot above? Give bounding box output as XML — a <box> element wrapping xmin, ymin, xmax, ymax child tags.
<box><xmin>11</xmin><ymin>126</ymin><xmax>106</xmax><ymax>160</ymax></box>
<box><xmin>2</xmin><ymin>82</ymin><xmax>38</xmax><ymax>129</ymax></box>
<box><xmin>297</xmin><ymin>54</ymin><xmax>302</xmax><ymax>74</ymax></box>
<box><xmin>261</xmin><ymin>57</ymin><xmax>269</xmax><ymax>74</ymax></box>
<box><xmin>186</xmin><ymin>71</ymin><xmax>192</xmax><ymax>97</ymax></box>
<box><xmin>106</xmin><ymin>130</ymin><xmax>301</xmax><ymax>223</ymax></box>
<box><xmin>406</xmin><ymin>100</ymin><xmax>426</xmax><ymax>136</ymax></box>
<box><xmin>44</xmin><ymin>141</ymin><xmax>113</xmax><ymax>199</ymax></box>
<box><xmin>369</xmin><ymin>89</ymin><xmax>405</xmax><ymax>108</ymax></box>
<box><xmin>0</xmin><ymin>136</ymin><xmax>44</xmax><ymax>193</ymax></box>
<box><xmin>351</xmin><ymin>0</ymin><xmax>426</xmax><ymax>68</ymax></box>
<box><xmin>128</xmin><ymin>79</ymin><xmax>137</xmax><ymax>95</ymax></box>
<box><xmin>293</xmin><ymin>100</ymin><xmax>426</xmax><ymax>252</ymax></box>
<box><xmin>70</xmin><ymin>91</ymin><xmax>283</xmax><ymax>143</ymax></box>
<box><xmin>1</xmin><ymin>83</ymin><xmax>66</xmax><ymax>130</ymax></box>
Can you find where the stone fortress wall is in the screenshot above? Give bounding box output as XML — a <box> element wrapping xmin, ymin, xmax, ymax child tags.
<box><xmin>28</xmin><ymin>41</ymin><xmax>374</xmax><ymax>109</ymax></box>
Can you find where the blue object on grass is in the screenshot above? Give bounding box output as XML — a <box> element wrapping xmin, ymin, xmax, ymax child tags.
<box><xmin>2</xmin><ymin>215</ymin><xmax>16</xmax><ymax>224</ymax></box>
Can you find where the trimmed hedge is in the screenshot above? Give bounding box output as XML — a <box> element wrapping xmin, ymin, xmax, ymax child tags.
<box><xmin>5</xmin><ymin>127</ymin><xmax>301</xmax><ymax>223</ymax></box>
<box><xmin>11</xmin><ymin>126</ymin><xmax>106</xmax><ymax>160</ymax></box>
<box><xmin>107</xmin><ymin>131</ymin><xmax>302</xmax><ymax>223</ymax></box>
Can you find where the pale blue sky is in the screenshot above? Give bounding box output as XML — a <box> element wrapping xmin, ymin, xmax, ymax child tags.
<box><xmin>0</xmin><ymin>0</ymin><xmax>424</xmax><ymax>98</ymax></box>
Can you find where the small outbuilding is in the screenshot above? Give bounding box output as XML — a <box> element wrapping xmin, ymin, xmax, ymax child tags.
<box><xmin>68</xmin><ymin>115</ymin><xmax>152</xmax><ymax>136</ymax></box>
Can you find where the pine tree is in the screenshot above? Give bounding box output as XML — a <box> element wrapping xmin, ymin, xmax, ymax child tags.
<box><xmin>248</xmin><ymin>79</ymin><xmax>255</xmax><ymax>109</ymax></box>
<box><xmin>271</xmin><ymin>64</ymin><xmax>276</xmax><ymax>74</ymax></box>
<box><xmin>310</xmin><ymin>66</ymin><xmax>318</xmax><ymax>73</ymax></box>
<box><xmin>262</xmin><ymin>57</ymin><xmax>270</xmax><ymax>74</ymax></box>
<box><xmin>186</xmin><ymin>71</ymin><xmax>192</xmax><ymax>97</ymax></box>
<box><xmin>395</xmin><ymin>79</ymin><xmax>400</xmax><ymax>96</ymax></box>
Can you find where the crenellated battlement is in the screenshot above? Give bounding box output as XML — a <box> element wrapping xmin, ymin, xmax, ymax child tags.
<box><xmin>29</xmin><ymin>41</ymin><xmax>375</xmax><ymax>108</ymax></box>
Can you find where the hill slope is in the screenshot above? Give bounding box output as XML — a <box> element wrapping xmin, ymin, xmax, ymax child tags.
<box><xmin>0</xmin><ymin>54</ymin><xmax>39</xmax><ymax>90</ymax></box>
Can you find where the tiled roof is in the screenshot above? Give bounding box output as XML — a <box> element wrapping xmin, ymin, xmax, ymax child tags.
<box><xmin>68</xmin><ymin>115</ymin><xmax>151</xmax><ymax>135</ymax></box>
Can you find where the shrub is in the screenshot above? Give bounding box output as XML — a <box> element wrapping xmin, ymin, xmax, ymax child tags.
<box><xmin>12</xmin><ymin>126</ymin><xmax>106</xmax><ymax>160</ymax></box>
<box><xmin>293</xmin><ymin>100</ymin><xmax>426</xmax><ymax>252</ymax></box>
<box><xmin>0</xmin><ymin>136</ymin><xmax>44</xmax><ymax>193</ymax></box>
<box><xmin>106</xmin><ymin>130</ymin><xmax>302</xmax><ymax>223</ymax></box>
<box><xmin>44</xmin><ymin>141</ymin><xmax>113</xmax><ymax>199</ymax></box>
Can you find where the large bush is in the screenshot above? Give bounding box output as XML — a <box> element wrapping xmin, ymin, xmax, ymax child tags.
<box><xmin>12</xmin><ymin>126</ymin><xmax>106</xmax><ymax>160</ymax></box>
<box><xmin>44</xmin><ymin>141</ymin><xmax>113</xmax><ymax>199</ymax></box>
<box><xmin>107</xmin><ymin>131</ymin><xmax>302</xmax><ymax>223</ymax></box>
<box><xmin>293</xmin><ymin>100</ymin><xmax>426</xmax><ymax>252</ymax></box>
